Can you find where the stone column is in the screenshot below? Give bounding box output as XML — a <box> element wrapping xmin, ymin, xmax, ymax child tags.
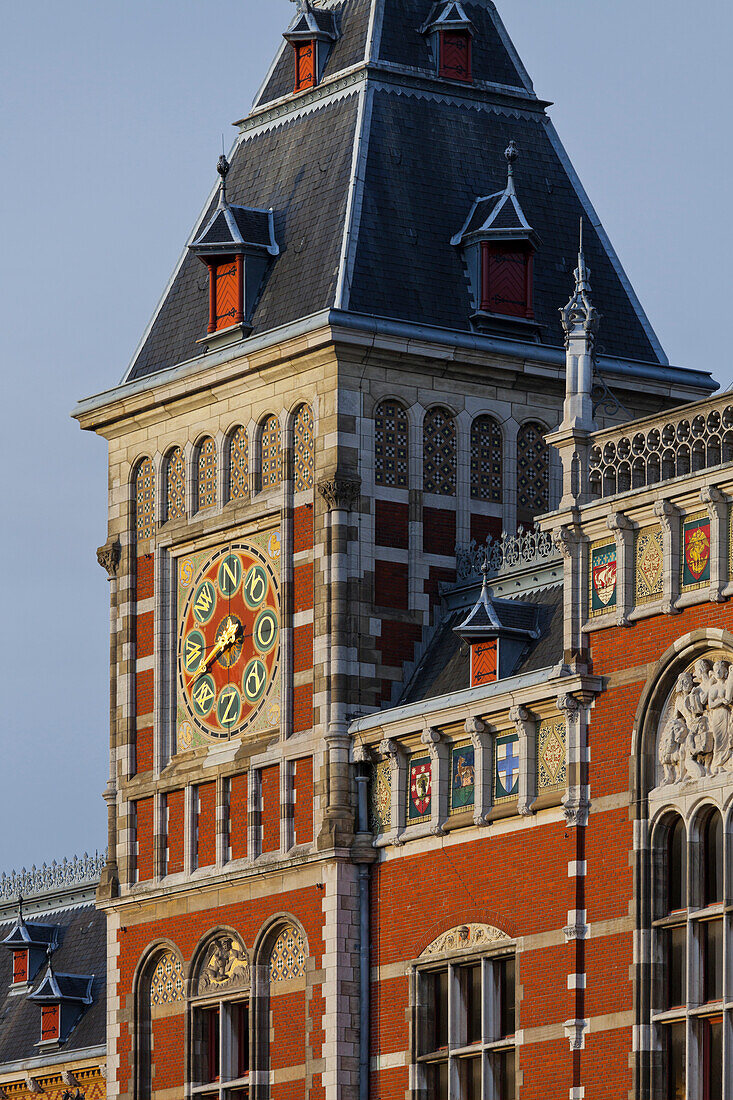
<box><xmin>653</xmin><ymin>499</ymin><xmax>681</xmax><ymax>614</ymax></box>
<box><xmin>701</xmin><ymin>485</ymin><xmax>727</xmax><ymax>602</ymax></box>
<box><xmin>553</xmin><ymin>525</ymin><xmax>587</xmax><ymax>670</ymax></box>
<box><xmin>97</xmin><ymin>539</ymin><xmax>121</xmax><ymax>899</ymax></box>
<box><xmin>379</xmin><ymin>739</ymin><xmax>407</xmax><ymax>846</ymax></box>
<box><xmin>558</xmin><ymin>693</ymin><xmax>590</xmax><ymax>828</ymax></box>
<box><xmin>510</xmin><ymin>705</ymin><xmax>537</xmax><ymax>817</ymax></box>
<box><xmin>607</xmin><ymin>511</ymin><xmax>633</xmax><ymax>626</ymax></box>
<box><xmin>465</xmin><ymin>716</ymin><xmax>491</xmax><ymax>825</ymax></box>
<box><xmin>421</xmin><ymin>728</ymin><xmax>448</xmax><ymax>836</ymax></box>
<box><xmin>318</xmin><ymin>473</ymin><xmax>361</xmax><ymax>849</ymax></box>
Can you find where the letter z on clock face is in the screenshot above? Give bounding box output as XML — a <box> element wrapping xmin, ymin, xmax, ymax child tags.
<box><xmin>176</xmin><ymin>538</ymin><xmax>281</xmax><ymax>746</ymax></box>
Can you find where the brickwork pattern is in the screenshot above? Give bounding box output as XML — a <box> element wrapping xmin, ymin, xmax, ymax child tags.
<box><xmin>375</xmin><ymin>499</ymin><xmax>409</xmax><ymax>549</ymax></box>
<box><xmin>423</xmin><ymin>506</ymin><xmax>456</xmax><ymax>556</ymax></box>
<box><xmin>228</xmin><ymin>772</ymin><xmax>248</xmax><ymax>861</ymax></box>
<box><xmin>293</xmin><ymin>757</ymin><xmax>314</xmax><ymax>845</ymax></box>
<box><xmin>196</xmin><ymin>781</ymin><xmax>217</xmax><ymax>869</ymax></box>
<box><xmin>261</xmin><ymin>764</ymin><xmax>281</xmax><ymax>854</ymax></box>
<box><xmin>374</xmin><ymin>560</ymin><xmax>409</xmax><ymax>610</ymax></box>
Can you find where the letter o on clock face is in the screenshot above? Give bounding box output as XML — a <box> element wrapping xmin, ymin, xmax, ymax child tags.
<box><xmin>177</xmin><ymin>542</ymin><xmax>280</xmax><ymax>742</ymax></box>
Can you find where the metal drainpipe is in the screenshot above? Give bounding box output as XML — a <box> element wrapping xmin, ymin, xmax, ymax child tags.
<box><xmin>355</xmin><ymin>767</ymin><xmax>370</xmax><ymax>1100</ymax></box>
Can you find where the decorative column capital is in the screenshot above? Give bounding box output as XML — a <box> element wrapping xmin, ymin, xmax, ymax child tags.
<box><xmin>352</xmin><ymin>742</ymin><xmax>372</xmax><ymax>765</ymax></box>
<box><xmin>317</xmin><ymin>473</ymin><xmax>361</xmax><ymax>512</ymax></box>
<box><xmin>552</xmin><ymin>525</ymin><xmax>579</xmax><ymax>561</ymax></box>
<box><xmin>379</xmin><ymin>738</ymin><xmax>403</xmax><ymax>761</ymax></box>
<box><xmin>464</xmin><ymin>715</ymin><xmax>488</xmax><ymax>751</ymax></box>
<box><xmin>607</xmin><ymin>511</ymin><xmax>631</xmax><ymax>534</ymax></box>
<box><xmin>652</xmin><ymin>498</ymin><xmax>679</xmax><ymax>532</ymax></box>
<box><xmin>556</xmin><ymin>692</ymin><xmax>580</xmax><ymax>715</ymax></box>
<box><xmin>420</xmin><ymin>727</ymin><xmax>442</xmax><ymax>747</ymax></box>
<box><xmin>509</xmin><ymin>704</ymin><xmax>531</xmax><ymax>731</ymax></box>
<box><xmin>96</xmin><ymin>539</ymin><xmax>121</xmax><ymax>578</ymax></box>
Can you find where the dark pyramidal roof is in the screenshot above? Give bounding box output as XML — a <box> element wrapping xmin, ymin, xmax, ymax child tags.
<box><xmin>126</xmin><ymin>0</ymin><xmax>672</xmax><ymax>383</ymax></box>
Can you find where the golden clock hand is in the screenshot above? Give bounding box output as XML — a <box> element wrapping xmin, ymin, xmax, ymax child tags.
<box><xmin>191</xmin><ymin>618</ymin><xmax>241</xmax><ymax>677</ymax></box>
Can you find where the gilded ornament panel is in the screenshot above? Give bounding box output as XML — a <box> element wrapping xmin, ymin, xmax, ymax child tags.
<box><xmin>370</xmin><ymin>759</ymin><xmax>391</xmax><ymax>832</ymax></box>
<box><xmin>635</xmin><ymin>525</ymin><xmax>664</xmax><ymax>604</ymax></box>
<box><xmin>681</xmin><ymin>512</ymin><xmax>711</xmax><ymax>591</ymax></box>
<box><xmin>537</xmin><ymin>719</ymin><xmax>566</xmax><ymax>791</ymax></box>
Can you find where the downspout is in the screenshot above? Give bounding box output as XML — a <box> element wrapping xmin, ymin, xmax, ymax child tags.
<box><xmin>354</xmin><ymin>750</ymin><xmax>376</xmax><ymax>1100</ymax></box>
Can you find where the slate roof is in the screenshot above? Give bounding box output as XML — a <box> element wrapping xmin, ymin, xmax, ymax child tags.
<box><xmin>0</xmin><ymin>905</ymin><xmax>105</xmax><ymax>1063</ymax></box>
<box><xmin>124</xmin><ymin>0</ymin><xmax>706</xmax><ymax>385</ymax></box>
<box><xmin>400</xmin><ymin>584</ymin><xmax>563</xmax><ymax>703</ymax></box>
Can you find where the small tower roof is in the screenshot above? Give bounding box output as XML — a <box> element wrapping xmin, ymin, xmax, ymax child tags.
<box><xmin>29</xmin><ymin>948</ymin><xmax>93</xmax><ymax>1006</ymax></box>
<box><xmin>452</xmin><ymin>141</ymin><xmax>540</xmax><ymax>248</ymax></box>
<box><xmin>454</xmin><ymin>565</ymin><xmax>542</xmax><ymax>642</ymax></box>
<box><xmin>421</xmin><ymin>2</ymin><xmax>475</xmax><ymax>36</ymax></box>
<box><xmin>284</xmin><ymin>0</ymin><xmax>338</xmax><ymax>43</ymax></box>
<box><xmin>1</xmin><ymin>897</ymin><xmax>57</xmax><ymax>952</ymax></box>
<box><xmin>190</xmin><ymin>156</ymin><xmax>279</xmax><ymax>258</ymax></box>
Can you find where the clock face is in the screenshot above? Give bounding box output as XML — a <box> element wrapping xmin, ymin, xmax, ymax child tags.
<box><xmin>176</xmin><ymin>531</ymin><xmax>281</xmax><ymax>747</ymax></box>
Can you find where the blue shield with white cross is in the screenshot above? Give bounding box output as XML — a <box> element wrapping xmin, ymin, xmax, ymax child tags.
<box><xmin>495</xmin><ymin>734</ymin><xmax>520</xmax><ymax>799</ymax></box>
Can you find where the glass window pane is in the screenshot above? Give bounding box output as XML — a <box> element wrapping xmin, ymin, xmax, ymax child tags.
<box><xmin>667</xmin><ymin>1021</ymin><xmax>686</xmax><ymax>1100</ymax></box>
<box><xmin>495</xmin><ymin>1049</ymin><xmax>515</xmax><ymax>1100</ymax></box>
<box><xmin>667</xmin><ymin>926</ymin><xmax>687</xmax><ymax>1008</ymax></box>
<box><xmin>703</xmin><ymin>921</ymin><xmax>724</xmax><ymax>1002</ymax></box>
<box><xmin>432</xmin><ymin>970</ymin><xmax>449</xmax><ymax>1051</ymax></box>
<box><xmin>429</xmin><ymin>1060</ymin><xmax>449</xmax><ymax>1100</ymax></box>
<box><xmin>704</xmin><ymin>813</ymin><xmax>724</xmax><ymax>905</ymax></box>
<box><xmin>460</xmin><ymin>1056</ymin><xmax>482</xmax><ymax>1100</ymax></box>
<box><xmin>461</xmin><ymin>964</ymin><xmax>482</xmax><ymax>1045</ymax></box>
<box><xmin>236</xmin><ymin>1002</ymin><xmax>249</xmax><ymax>1078</ymax></box>
<box><xmin>499</xmin><ymin>958</ymin><xmax>516</xmax><ymax>1039</ymax></box>
<box><xmin>668</xmin><ymin>817</ymin><xmax>687</xmax><ymax>912</ymax></box>
<box><xmin>704</xmin><ymin>1018</ymin><xmax>723</xmax><ymax>1100</ymax></box>
<box><xmin>205</xmin><ymin>1007</ymin><xmax>220</xmax><ymax>1082</ymax></box>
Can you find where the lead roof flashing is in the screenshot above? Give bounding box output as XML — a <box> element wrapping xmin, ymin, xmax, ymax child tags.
<box><xmin>421</xmin><ymin>1</ymin><xmax>475</xmax><ymax>35</ymax></box>
<box><xmin>284</xmin><ymin>2</ymin><xmax>340</xmax><ymax>42</ymax></box>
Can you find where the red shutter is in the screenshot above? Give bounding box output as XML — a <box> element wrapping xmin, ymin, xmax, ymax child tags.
<box><xmin>213</xmin><ymin>258</ymin><xmax>243</xmax><ymax>331</ymax></box>
<box><xmin>12</xmin><ymin>950</ymin><xmax>28</xmax><ymax>984</ymax></box>
<box><xmin>439</xmin><ymin>31</ymin><xmax>472</xmax><ymax>82</ymax></box>
<box><xmin>481</xmin><ymin>244</ymin><xmax>533</xmax><ymax>318</ymax></box>
<box><xmin>41</xmin><ymin>1004</ymin><xmax>60</xmax><ymax>1041</ymax></box>
<box><xmin>294</xmin><ymin>41</ymin><xmax>316</xmax><ymax>91</ymax></box>
<box><xmin>471</xmin><ymin>640</ymin><xmax>497</xmax><ymax>686</ymax></box>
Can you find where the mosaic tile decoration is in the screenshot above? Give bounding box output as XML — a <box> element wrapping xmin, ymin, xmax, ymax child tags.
<box><xmin>450</xmin><ymin>742</ymin><xmax>475</xmax><ymax>814</ymax></box>
<box><xmin>423</xmin><ymin>407</ymin><xmax>457</xmax><ymax>496</ymax></box>
<box><xmin>493</xmin><ymin>733</ymin><xmax>519</xmax><ymax>803</ymax></box>
<box><xmin>370</xmin><ymin>759</ymin><xmax>391</xmax><ymax>832</ymax></box>
<box><xmin>589</xmin><ymin>540</ymin><xmax>617</xmax><ymax>616</ymax></box>
<box><xmin>470</xmin><ymin>415</ymin><xmax>502</xmax><ymax>503</ymax></box>
<box><xmin>197</xmin><ymin>437</ymin><xmax>217</xmax><ymax>510</ymax></box>
<box><xmin>635</xmin><ymin>526</ymin><xmax>664</xmax><ymax>604</ymax></box>
<box><xmin>150</xmin><ymin>952</ymin><xmax>184</xmax><ymax>1006</ymax></box>
<box><xmin>135</xmin><ymin>458</ymin><xmax>156</xmax><ymax>541</ymax></box>
<box><xmin>261</xmin><ymin>415</ymin><xmax>282</xmax><ymax>492</ymax></box>
<box><xmin>270</xmin><ymin>925</ymin><xmax>306</xmax><ymax>983</ymax></box>
<box><xmin>229</xmin><ymin>427</ymin><xmax>249</xmax><ymax>501</ymax></box>
<box><xmin>374</xmin><ymin>400</ymin><xmax>409</xmax><ymax>488</ymax></box>
<box><xmin>166</xmin><ymin>447</ymin><xmax>186</xmax><ymax>520</ymax></box>
<box><xmin>517</xmin><ymin>421</ymin><xmax>549</xmax><ymax>514</ymax></box>
<box><xmin>294</xmin><ymin>404</ymin><xmax>315</xmax><ymax>492</ymax></box>
<box><xmin>681</xmin><ymin>512</ymin><xmax>711</xmax><ymax>591</ymax></box>
<box><xmin>537</xmin><ymin>719</ymin><xmax>566</xmax><ymax>791</ymax></box>
<box><xmin>408</xmin><ymin>755</ymin><xmax>432</xmax><ymax>821</ymax></box>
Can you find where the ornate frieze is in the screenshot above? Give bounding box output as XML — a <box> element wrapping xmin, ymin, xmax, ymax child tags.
<box><xmin>420</xmin><ymin>923</ymin><xmax>509</xmax><ymax>958</ymax></box>
<box><xmin>657</xmin><ymin>653</ymin><xmax>733</xmax><ymax>787</ymax></box>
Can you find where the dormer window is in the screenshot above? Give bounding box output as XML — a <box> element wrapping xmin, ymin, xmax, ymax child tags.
<box><xmin>41</xmin><ymin>1004</ymin><xmax>60</xmax><ymax>1042</ymax></box>
<box><xmin>1</xmin><ymin>899</ymin><xmax>57</xmax><ymax>989</ymax></box>
<box><xmin>452</xmin><ymin>141</ymin><xmax>541</xmax><ymax>336</ymax></box>
<box><xmin>454</xmin><ymin>571</ymin><xmax>543</xmax><ymax>685</ymax></box>
<box><xmin>439</xmin><ymin>29</ymin><xmax>471</xmax><ymax>82</ymax></box>
<box><xmin>189</xmin><ymin>156</ymin><xmax>279</xmax><ymax>350</ymax></box>
<box><xmin>29</xmin><ymin>956</ymin><xmax>93</xmax><ymax>1046</ymax></box>
<box><xmin>284</xmin><ymin>2</ymin><xmax>338</xmax><ymax>95</ymax></box>
<box><xmin>422</xmin><ymin>2</ymin><xmax>474</xmax><ymax>84</ymax></box>
<box><xmin>12</xmin><ymin>949</ymin><xmax>28</xmax><ymax>985</ymax></box>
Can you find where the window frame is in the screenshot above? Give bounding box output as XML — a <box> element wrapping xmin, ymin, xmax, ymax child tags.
<box><xmin>190</xmin><ymin>992</ymin><xmax>251</xmax><ymax>1100</ymax></box>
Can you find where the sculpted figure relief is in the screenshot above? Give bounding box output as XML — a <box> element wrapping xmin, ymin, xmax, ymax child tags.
<box><xmin>657</xmin><ymin>656</ymin><xmax>733</xmax><ymax>786</ymax></box>
<box><xmin>198</xmin><ymin>936</ymin><xmax>250</xmax><ymax>994</ymax></box>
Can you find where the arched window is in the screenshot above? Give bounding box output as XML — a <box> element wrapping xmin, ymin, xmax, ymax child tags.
<box><xmin>260</xmin><ymin>415</ymin><xmax>282</xmax><ymax>492</ymax></box>
<box><xmin>668</xmin><ymin>814</ymin><xmax>687</xmax><ymax>913</ymax></box>
<box><xmin>374</xmin><ymin>400</ymin><xmax>409</xmax><ymax>488</ymax></box>
<box><xmin>228</xmin><ymin>427</ymin><xmax>249</xmax><ymax>501</ymax></box>
<box><xmin>189</xmin><ymin>935</ymin><xmax>250</xmax><ymax>1097</ymax></box>
<box><xmin>517</xmin><ymin>421</ymin><xmax>549</xmax><ymax>517</ymax></box>
<box><xmin>470</xmin><ymin>415</ymin><xmax>503</xmax><ymax>502</ymax></box>
<box><xmin>269</xmin><ymin>924</ymin><xmax>306</xmax><ymax>982</ymax></box>
<box><xmin>423</xmin><ymin>407</ymin><xmax>457</xmax><ymax>496</ymax></box>
<box><xmin>703</xmin><ymin>810</ymin><xmax>724</xmax><ymax>906</ymax></box>
<box><xmin>134</xmin><ymin>459</ymin><xmax>156</xmax><ymax>541</ymax></box>
<box><xmin>196</xmin><ymin>438</ymin><xmax>217</xmax><ymax>512</ymax></box>
<box><xmin>166</xmin><ymin>447</ymin><xmax>186</xmax><ymax>521</ymax></box>
<box><xmin>293</xmin><ymin>404</ymin><xmax>315</xmax><ymax>492</ymax></box>
<box><xmin>137</xmin><ymin>950</ymin><xmax>185</xmax><ymax>1100</ymax></box>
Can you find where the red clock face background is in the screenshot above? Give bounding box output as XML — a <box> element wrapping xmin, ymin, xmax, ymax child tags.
<box><xmin>177</xmin><ymin>533</ymin><xmax>281</xmax><ymax>747</ymax></box>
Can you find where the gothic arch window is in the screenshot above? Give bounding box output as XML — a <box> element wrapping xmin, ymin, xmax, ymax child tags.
<box><xmin>410</xmin><ymin>924</ymin><xmax>517</xmax><ymax>1099</ymax></box>
<box><xmin>293</xmin><ymin>404</ymin><xmax>315</xmax><ymax>492</ymax></box>
<box><xmin>423</xmin><ymin>406</ymin><xmax>457</xmax><ymax>496</ymax></box>
<box><xmin>165</xmin><ymin>446</ymin><xmax>186</xmax><ymax>521</ymax></box>
<box><xmin>137</xmin><ymin>949</ymin><xmax>185</xmax><ymax>1100</ymax></box>
<box><xmin>253</xmin><ymin>921</ymin><xmax>309</xmax><ymax>1096</ymax></box>
<box><xmin>516</xmin><ymin>421</ymin><xmax>549</xmax><ymax>518</ymax></box>
<box><xmin>374</xmin><ymin>400</ymin><xmax>409</xmax><ymax>488</ymax></box>
<box><xmin>269</xmin><ymin>924</ymin><xmax>306</xmax><ymax>982</ymax></box>
<box><xmin>228</xmin><ymin>427</ymin><xmax>249</xmax><ymax>502</ymax></box>
<box><xmin>134</xmin><ymin>458</ymin><xmax>156</xmax><ymax>541</ymax></box>
<box><xmin>703</xmin><ymin>809</ymin><xmax>724</xmax><ymax>906</ymax></box>
<box><xmin>470</xmin><ymin>415</ymin><xmax>503</xmax><ymax>503</ymax></box>
<box><xmin>189</xmin><ymin>934</ymin><xmax>251</xmax><ymax>1097</ymax></box>
<box><xmin>260</xmin><ymin>415</ymin><xmax>282</xmax><ymax>493</ymax></box>
<box><xmin>196</xmin><ymin>438</ymin><xmax>217</xmax><ymax>512</ymax></box>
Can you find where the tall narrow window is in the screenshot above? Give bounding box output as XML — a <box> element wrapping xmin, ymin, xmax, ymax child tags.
<box><xmin>190</xmin><ymin>937</ymin><xmax>251</xmax><ymax>1099</ymax></box>
<box><xmin>228</xmin><ymin>427</ymin><xmax>249</xmax><ymax>502</ymax></box>
<box><xmin>261</xmin><ymin>415</ymin><xmax>282</xmax><ymax>492</ymax></box>
<box><xmin>197</xmin><ymin>438</ymin><xmax>217</xmax><ymax>511</ymax></box>
<box><xmin>423</xmin><ymin>407</ymin><xmax>457</xmax><ymax>496</ymax></box>
<box><xmin>516</xmin><ymin>421</ymin><xmax>549</xmax><ymax>518</ymax></box>
<box><xmin>294</xmin><ymin>40</ymin><xmax>316</xmax><ymax>91</ymax></box>
<box><xmin>439</xmin><ymin>30</ymin><xmax>472</xmax><ymax>82</ymax></box>
<box><xmin>703</xmin><ymin>811</ymin><xmax>724</xmax><ymax>906</ymax></box>
<box><xmin>375</xmin><ymin>400</ymin><xmax>409</xmax><ymax>488</ymax></box>
<box><xmin>293</xmin><ymin>404</ymin><xmax>315</xmax><ymax>492</ymax></box>
<box><xmin>135</xmin><ymin>459</ymin><xmax>156</xmax><ymax>541</ymax></box>
<box><xmin>166</xmin><ymin>447</ymin><xmax>186</xmax><ymax>521</ymax></box>
<box><xmin>668</xmin><ymin>815</ymin><xmax>687</xmax><ymax>913</ymax></box>
<box><xmin>470</xmin><ymin>415</ymin><xmax>503</xmax><ymax>502</ymax></box>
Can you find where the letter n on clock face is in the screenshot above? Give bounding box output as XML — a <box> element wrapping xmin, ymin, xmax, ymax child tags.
<box><xmin>176</xmin><ymin>531</ymin><xmax>282</xmax><ymax>750</ymax></box>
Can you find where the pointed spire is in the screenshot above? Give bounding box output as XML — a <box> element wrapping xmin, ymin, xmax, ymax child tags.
<box><xmin>504</xmin><ymin>139</ymin><xmax>518</xmax><ymax>195</ymax></box>
<box><xmin>557</xmin><ymin>218</ymin><xmax>598</xmax><ymax>436</ymax></box>
<box><xmin>561</xmin><ymin>218</ymin><xmax>599</xmax><ymax>344</ymax></box>
<box><xmin>216</xmin><ymin>154</ymin><xmax>230</xmax><ymax>208</ymax></box>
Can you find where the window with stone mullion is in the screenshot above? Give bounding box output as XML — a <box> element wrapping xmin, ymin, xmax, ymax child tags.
<box><xmin>191</xmin><ymin>998</ymin><xmax>249</xmax><ymax>1100</ymax></box>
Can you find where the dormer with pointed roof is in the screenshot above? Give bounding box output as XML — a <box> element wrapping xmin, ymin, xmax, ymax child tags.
<box><xmin>284</xmin><ymin>0</ymin><xmax>339</xmax><ymax>93</ymax></box>
<box><xmin>455</xmin><ymin>565</ymin><xmax>542</xmax><ymax>685</ymax></box>
<box><xmin>1</xmin><ymin>897</ymin><xmax>58</xmax><ymax>989</ymax></box>
<box><xmin>28</xmin><ymin>949</ymin><xmax>94</xmax><ymax>1046</ymax></box>
<box><xmin>189</xmin><ymin>155</ymin><xmax>279</xmax><ymax>349</ymax></box>
<box><xmin>452</xmin><ymin>140</ymin><xmax>540</xmax><ymax>336</ymax></box>
<box><xmin>421</xmin><ymin>2</ymin><xmax>475</xmax><ymax>82</ymax></box>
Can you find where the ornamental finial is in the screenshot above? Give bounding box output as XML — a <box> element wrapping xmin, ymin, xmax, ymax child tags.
<box><xmin>217</xmin><ymin>154</ymin><xmax>230</xmax><ymax>205</ymax></box>
<box><xmin>17</xmin><ymin>893</ymin><xmax>23</xmax><ymax>922</ymax></box>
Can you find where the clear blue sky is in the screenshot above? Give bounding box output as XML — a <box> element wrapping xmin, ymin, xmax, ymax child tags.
<box><xmin>0</xmin><ymin>0</ymin><xmax>728</xmax><ymax>872</ymax></box>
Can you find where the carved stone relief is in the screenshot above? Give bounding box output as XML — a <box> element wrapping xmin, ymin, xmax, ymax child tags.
<box><xmin>420</xmin><ymin>923</ymin><xmax>509</xmax><ymax>957</ymax></box>
<box><xmin>197</xmin><ymin>936</ymin><xmax>250</xmax><ymax>994</ymax></box>
<box><xmin>656</xmin><ymin>652</ymin><xmax>733</xmax><ymax>787</ymax></box>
